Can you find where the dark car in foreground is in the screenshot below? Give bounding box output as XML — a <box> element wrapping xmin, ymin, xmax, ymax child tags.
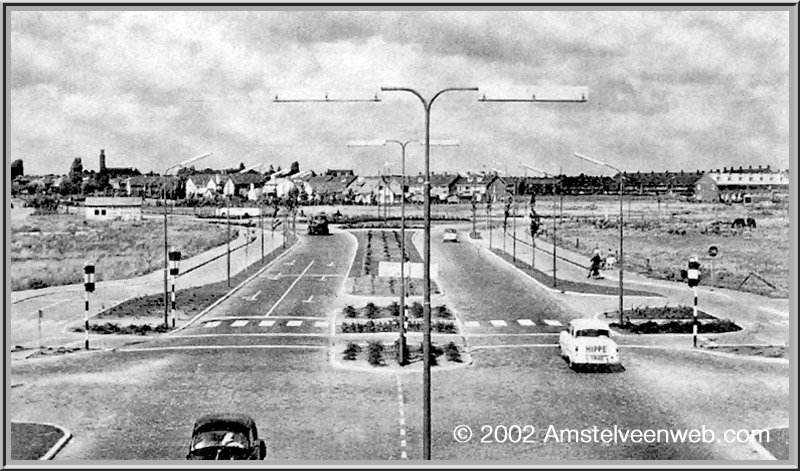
<box><xmin>186</xmin><ymin>414</ymin><xmax>267</xmax><ymax>460</ymax></box>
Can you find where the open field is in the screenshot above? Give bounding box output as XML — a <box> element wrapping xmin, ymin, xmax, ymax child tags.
<box><xmin>534</xmin><ymin>196</ymin><xmax>789</xmax><ymax>297</ymax></box>
<box><xmin>322</xmin><ymin>196</ymin><xmax>788</xmax><ymax>298</ymax></box>
<box><xmin>10</xmin><ymin>212</ymin><xmax>237</xmax><ymax>291</ymax></box>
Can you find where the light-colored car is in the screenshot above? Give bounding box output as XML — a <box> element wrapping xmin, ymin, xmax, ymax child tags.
<box><xmin>559</xmin><ymin>318</ymin><xmax>620</xmax><ymax>370</ymax></box>
<box><xmin>442</xmin><ymin>228</ymin><xmax>458</xmax><ymax>242</ymax></box>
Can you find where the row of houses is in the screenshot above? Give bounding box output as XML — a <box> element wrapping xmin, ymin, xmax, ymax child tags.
<box><xmin>17</xmin><ymin>165</ymin><xmax>791</xmax><ymax>206</ymax></box>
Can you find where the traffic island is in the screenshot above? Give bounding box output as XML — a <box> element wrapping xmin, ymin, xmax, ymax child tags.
<box><xmin>331</xmin><ymin>336</ymin><xmax>471</xmax><ymax>373</ymax></box>
<box><xmin>80</xmin><ymin>235</ymin><xmax>296</xmax><ymax>330</ymax></box>
<box><xmin>10</xmin><ymin>422</ymin><xmax>71</xmax><ymax>460</ymax></box>
<box><xmin>600</xmin><ymin>306</ymin><xmax>742</xmax><ymax>335</ymax></box>
<box><xmin>346</xmin><ymin>229</ymin><xmax>440</xmax><ymax>296</ymax></box>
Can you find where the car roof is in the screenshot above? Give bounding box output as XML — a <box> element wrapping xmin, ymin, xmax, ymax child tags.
<box><xmin>444</xmin><ymin>228</ymin><xmax>457</xmax><ymax>232</ymax></box>
<box><xmin>192</xmin><ymin>413</ymin><xmax>256</xmax><ymax>436</ymax></box>
<box><xmin>569</xmin><ymin>318</ymin><xmax>610</xmax><ymax>330</ymax></box>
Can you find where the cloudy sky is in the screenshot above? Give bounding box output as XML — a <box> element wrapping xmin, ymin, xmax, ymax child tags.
<box><xmin>7</xmin><ymin>8</ymin><xmax>792</xmax><ymax>177</ymax></box>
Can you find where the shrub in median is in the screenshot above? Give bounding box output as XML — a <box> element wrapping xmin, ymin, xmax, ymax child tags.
<box><xmin>445</xmin><ymin>342</ymin><xmax>462</xmax><ymax>362</ymax></box>
<box><xmin>367</xmin><ymin>341</ymin><xmax>385</xmax><ymax>366</ymax></box>
<box><xmin>410</xmin><ymin>302</ymin><xmax>424</xmax><ymax>319</ymax></box>
<box><xmin>343</xmin><ymin>342</ymin><xmax>361</xmax><ymax>361</ymax></box>
<box><xmin>365</xmin><ymin>302</ymin><xmax>379</xmax><ymax>319</ymax></box>
<box><xmin>343</xmin><ymin>305</ymin><xmax>358</xmax><ymax>318</ymax></box>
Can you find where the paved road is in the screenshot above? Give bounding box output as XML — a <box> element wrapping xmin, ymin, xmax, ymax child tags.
<box><xmin>8</xmin><ymin>226</ymin><xmax>789</xmax><ymax>461</ymax></box>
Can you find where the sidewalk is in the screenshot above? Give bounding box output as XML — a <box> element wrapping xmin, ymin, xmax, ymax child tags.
<box><xmin>9</xmin><ymin>228</ymin><xmax>287</xmax><ymax>352</ymax></box>
<box><xmin>468</xmin><ymin>226</ymin><xmax>789</xmax><ymax>347</ymax></box>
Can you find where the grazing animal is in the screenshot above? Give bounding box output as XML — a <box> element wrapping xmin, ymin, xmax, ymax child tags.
<box><xmin>731</xmin><ymin>218</ymin><xmax>747</xmax><ymax>228</ymax></box>
<box><xmin>746</xmin><ymin>217</ymin><xmax>757</xmax><ymax>229</ymax></box>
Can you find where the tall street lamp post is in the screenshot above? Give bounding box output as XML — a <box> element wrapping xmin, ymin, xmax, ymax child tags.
<box><xmin>348</xmin><ymin>138</ymin><xmax>459</xmax><ymax>366</ymax></box>
<box><xmin>574</xmin><ymin>152</ymin><xmax>625</xmax><ymax>324</ymax></box>
<box><xmin>380</xmin><ymin>86</ymin><xmax>478</xmax><ymax>460</ymax></box>
<box><xmin>382</xmin><ymin>84</ymin><xmax>586</xmax><ymax>460</ymax></box>
<box><xmin>163</xmin><ymin>153</ymin><xmax>211</xmax><ymax>325</ymax></box>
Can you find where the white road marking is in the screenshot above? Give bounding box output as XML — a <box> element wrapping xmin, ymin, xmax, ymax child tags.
<box><xmin>249</xmin><ymin>290</ymin><xmax>261</xmax><ymax>301</ymax></box>
<box><xmin>464</xmin><ymin>321</ymin><xmax>480</xmax><ymax>328</ymax></box>
<box><xmin>119</xmin><ymin>345</ymin><xmax>327</xmax><ymax>353</ymax></box>
<box><xmin>302</xmin><ymin>295</ymin><xmax>314</xmax><ymax>303</ymax></box>
<box><xmin>396</xmin><ymin>375</ymin><xmax>407</xmax><ymax>460</ymax></box>
<box><xmin>490</xmin><ymin>320</ymin><xmax>508</xmax><ymax>327</ymax></box>
<box><xmin>230</xmin><ymin>320</ymin><xmax>249</xmax><ymax>327</ymax></box>
<box><xmin>259</xmin><ymin>320</ymin><xmax>276</xmax><ymax>327</ymax></box>
<box><xmin>286</xmin><ymin>320</ymin><xmax>303</xmax><ymax>327</ymax></box>
<box><xmin>543</xmin><ymin>319</ymin><xmax>563</xmax><ymax>327</ymax></box>
<box><xmin>284</xmin><ymin>260</ymin><xmax>296</xmax><ymax>266</ymax></box>
<box><xmin>172</xmin><ymin>332</ymin><xmax>328</xmax><ymax>339</ymax></box>
<box><xmin>314</xmin><ymin>321</ymin><xmax>329</xmax><ymax>328</ymax></box>
<box><xmin>264</xmin><ymin>261</ymin><xmax>315</xmax><ymax>317</ymax></box>
<box><xmin>203</xmin><ymin>321</ymin><xmax>221</xmax><ymax>328</ymax></box>
<box><xmin>517</xmin><ymin>319</ymin><xmax>535</xmax><ymax>326</ymax></box>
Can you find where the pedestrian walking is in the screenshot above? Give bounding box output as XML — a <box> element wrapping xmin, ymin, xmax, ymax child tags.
<box><xmin>588</xmin><ymin>247</ymin><xmax>602</xmax><ymax>278</ymax></box>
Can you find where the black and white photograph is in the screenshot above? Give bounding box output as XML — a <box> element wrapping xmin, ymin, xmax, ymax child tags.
<box><xmin>4</xmin><ymin>4</ymin><xmax>795</xmax><ymax>464</ymax></box>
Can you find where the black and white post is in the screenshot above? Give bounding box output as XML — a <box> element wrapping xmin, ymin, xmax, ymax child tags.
<box><xmin>687</xmin><ymin>256</ymin><xmax>701</xmax><ymax>348</ymax></box>
<box><xmin>168</xmin><ymin>249</ymin><xmax>181</xmax><ymax>328</ymax></box>
<box><xmin>83</xmin><ymin>263</ymin><xmax>95</xmax><ymax>350</ymax></box>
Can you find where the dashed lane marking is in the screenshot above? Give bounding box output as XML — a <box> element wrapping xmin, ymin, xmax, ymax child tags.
<box><xmin>230</xmin><ymin>320</ymin><xmax>249</xmax><ymax>327</ymax></box>
<box><xmin>259</xmin><ymin>320</ymin><xmax>276</xmax><ymax>327</ymax></box>
<box><xmin>286</xmin><ymin>320</ymin><xmax>303</xmax><ymax>327</ymax></box>
<box><xmin>464</xmin><ymin>321</ymin><xmax>480</xmax><ymax>328</ymax></box>
<box><xmin>203</xmin><ymin>321</ymin><xmax>221</xmax><ymax>328</ymax></box>
<box><xmin>314</xmin><ymin>320</ymin><xmax>329</xmax><ymax>328</ymax></box>
<box><xmin>517</xmin><ymin>319</ymin><xmax>535</xmax><ymax>326</ymax></box>
<box><xmin>490</xmin><ymin>320</ymin><xmax>508</xmax><ymax>327</ymax></box>
<box><xmin>543</xmin><ymin>319</ymin><xmax>563</xmax><ymax>327</ymax></box>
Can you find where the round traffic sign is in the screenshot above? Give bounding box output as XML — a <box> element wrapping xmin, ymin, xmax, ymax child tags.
<box><xmin>708</xmin><ymin>245</ymin><xmax>718</xmax><ymax>258</ymax></box>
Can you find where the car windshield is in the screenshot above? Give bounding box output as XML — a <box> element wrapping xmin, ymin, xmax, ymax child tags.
<box><xmin>191</xmin><ymin>431</ymin><xmax>249</xmax><ymax>450</ymax></box>
<box><xmin>445</xmin><ymin>229</ymin><xmax>456</xmax><ymax>233</ymax></box>
<box><xmin>576</xmin><ymin>329</ymin><xmax>609</xmax><ymax>337</ymax></box>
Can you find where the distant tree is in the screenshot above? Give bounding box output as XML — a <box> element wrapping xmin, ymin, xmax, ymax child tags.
<box><xmin>267</xmin><ymin>164</ymin><xmax>275</xmax><ymax>175</ymax></box>
<box><xmin>289</xmin><ymin>161</ymin><xmax>300</xmax><ymax>175</ymax></box>
<box><xmin>176</xmin><ymin>166</ymin><xmax>195</xmax><ymax>177</ymax></box>
<box><xmin>11</xmin><ymin>159</ymin><xmax>23</xmax><ymax>179</ymax></box>
<box><xmin>238</xmin><ymin>162</ymin><xmax>246</xmax><ymax>171</ymax></box>
<box><xmin>69</xmin><ymin>157</ymin><xmax>83</xmax><ymax>183</ymax></box>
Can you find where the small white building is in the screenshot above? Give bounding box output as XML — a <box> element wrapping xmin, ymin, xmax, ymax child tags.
<box><xmin>84</xmin><ymin>197</ymin><xmax>143</xmax><ymax>221</ymax></box>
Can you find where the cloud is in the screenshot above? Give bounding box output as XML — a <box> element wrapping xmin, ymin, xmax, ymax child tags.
<box><xmin>7</xmin><ymin>9</ymin><xmax>791</xmax><ymax>176</ymax></box>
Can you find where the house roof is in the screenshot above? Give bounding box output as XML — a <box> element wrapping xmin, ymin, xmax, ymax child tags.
<box><xmin>226</xmin><ymin>173</ymin><xmax>267</xmax><ymax>185</ymax></box>
<box><xmin>84</xmin><ymin>197</ymin><xmax>142</xmax><ymax>207</ymax></box>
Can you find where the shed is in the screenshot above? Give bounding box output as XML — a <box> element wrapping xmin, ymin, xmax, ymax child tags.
<box><xmin>84</xmin><ymin>197</ymin><xmax>143</xmax><ymax>221</ymax></box>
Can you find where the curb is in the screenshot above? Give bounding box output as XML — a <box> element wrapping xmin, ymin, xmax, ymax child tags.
<box><xmin>747</xmin><ymin>429</ymin><xmax>778</xmax><ymax>460</ymax></box>
<box><xmin>34</xmin><ymin>422</ymin><xmax>72</xmax><ymax>460</ymax></box>
<box><xmin>468</xmin><ymin>236</ymin><xmax>660</xmax><ymax>300</ymax></box>
<box><xmin>171</xmin><ymin>235</ymin><xmax>301</xmax><ymax>334</ymax></box>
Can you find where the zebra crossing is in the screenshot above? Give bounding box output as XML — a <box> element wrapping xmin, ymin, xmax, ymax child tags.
<box><xmin>193</xmin><ymin>317</ymin><xmax>564</xmax><ymax>332</ymax></box>
<box><xmin>464</xmin><ymin>319</ymin><xmax>562</xmax><ymax>329</ymax></box>
<box><xmin>199</xmin><ymin>318</ymin><xmax>330</xmax><ymax>329</ymax></box>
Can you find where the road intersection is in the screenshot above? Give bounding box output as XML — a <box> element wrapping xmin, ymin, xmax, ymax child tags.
<box><xmin>8</xmin><ymin>225</ymin><xmax>789</xmax><ymax>461</ymax></box>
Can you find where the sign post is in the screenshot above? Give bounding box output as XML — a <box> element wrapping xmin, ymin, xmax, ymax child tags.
<box><xmin>707</xmin><ymin>245</ymin><xmax>718</xmax><ymax>283</ymax></box>
<box><xmin>83</xmin><ymin>263</ymin><xmax>95</xmax><ymax>350</ymax></box>
<box><xmin>38</xmin><ymin>309</ymin><xmax>43</xmax><ymax>352</ymax></box>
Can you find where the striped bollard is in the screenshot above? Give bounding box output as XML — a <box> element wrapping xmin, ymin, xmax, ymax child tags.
<box><xmin>168</xmin><ymin>250</ymin><xmax>181</xmax><ymax>329</ymax></box>
<box><xmin>83</xmin><ymin>263</ymin><xmax>95</xmax><ymax>350</ymax></box>
<box><xmin>686</xmin><ymin>256</ymin><xmax>701</xmax><ymax>348</ymax></box>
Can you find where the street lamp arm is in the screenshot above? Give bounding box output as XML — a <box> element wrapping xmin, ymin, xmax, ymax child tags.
<box><xmin>430</xmin><ymin>87</ymin><xmax>480</xmax><ymax>107</ymax></box>
<box><xmin>381</xmin><ymin>87</ymin><xmax>428</xmax><ymax>109</ymax></box>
